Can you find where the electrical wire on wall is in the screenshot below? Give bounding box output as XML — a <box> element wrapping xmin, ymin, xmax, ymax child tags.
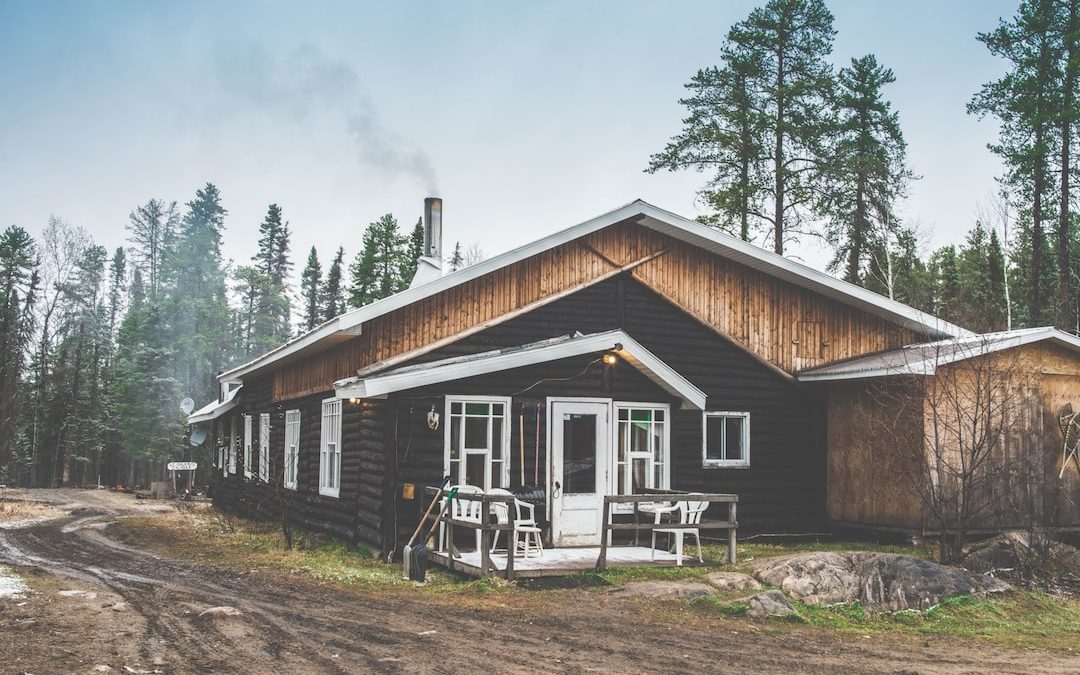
<box><xmin>510</xmin><ymin>357</ymin><xmax>604</xmax><ymax>397</ymax></box>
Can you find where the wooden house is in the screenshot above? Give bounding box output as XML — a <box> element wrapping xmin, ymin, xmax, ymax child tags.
<box><xmin>188</xmin><ymin>199</ymin><xmax>1080</xmax><ymax>560</ymax></box>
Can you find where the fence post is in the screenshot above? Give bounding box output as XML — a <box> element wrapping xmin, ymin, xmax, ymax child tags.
<box><xmin>728</xmin><ymin>501</ymin><xmax>737</xmax><ymax>564</ymax></box>
<box><xmin>596</xmin><ymin>497</ymin><xmax>611</xmax><ymax>572</ymax></box>
<box><xmin>480</xmin><ymin>496</ymin><xmax>491</xmax><ymax>579</ymax></box>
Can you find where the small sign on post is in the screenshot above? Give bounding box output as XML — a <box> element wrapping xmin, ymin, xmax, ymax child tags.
<box><xmin>167</xmin><ymin>461</ymin><xmax>198</xmax><ymax>496</ymax></box>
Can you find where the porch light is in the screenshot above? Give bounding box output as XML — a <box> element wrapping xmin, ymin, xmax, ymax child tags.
<box><xmin>603</xmin><ymin>352</ymin><xmax>618</xmax><ymax>365</ymax></box>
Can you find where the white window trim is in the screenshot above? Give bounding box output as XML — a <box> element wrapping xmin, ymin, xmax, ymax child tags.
<box><xmin>229</xmin><ymin>416</ymin><xmax>238</xmax><ymax>475</ymax></box>
<box><xmin>444</xmin><ymin>395</ymin><xmax>512</xmax><ymax>489</ymax></box>
<box><xmin>243</xmin><ymin>414</ymin><xmax>253</xmax><ymax>478</ymax></box>
<box><xmin>612</xmin><ymin>401</ymin><xmax>671</xmax><ymax>509</ymax></box>
<box><xmin>702</xmin><ymin>411</ymin><xmax>751</xmax><ymax>468</ymax></box>
<box><xmin>283</xmin><ymin>409</ymin><xmax>300</xmax><ymax>490</ymax></box>
<box><xmin>320</xmin><ymin>398</ymin><xmax>342</xmax><ymax>498</ymax></box>
<box><xmin>258</xmin><ymin>413</ymin><xmax>270</xmax><ymax>482</ymax></box>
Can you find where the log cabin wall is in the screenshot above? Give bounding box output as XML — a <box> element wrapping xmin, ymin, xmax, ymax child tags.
<box><xmin>382</xmin><ymin>276</ymin><xmax>827</xmax><ymax>550</ymax></box>
<box><xmin>272</xmin><ymin>220</ymin><xmax>925</xmax><ymax>402</ymax></box>
<box><xmin>210</xmin><ymin>373</ymin><xmax>389</xmax><ymax>549</ymax></box>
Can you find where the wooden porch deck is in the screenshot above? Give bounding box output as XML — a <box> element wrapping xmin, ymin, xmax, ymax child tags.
<box><xmin>429</xmin><ymin>546</ymin><xmax>685</xmax><ymax>578</ymax></box>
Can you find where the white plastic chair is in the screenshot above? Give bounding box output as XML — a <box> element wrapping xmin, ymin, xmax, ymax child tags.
<box><xmin>487</xmin><ymin>488</ymin><xmax>544</xmax><ymax>558</ymax></box>
<box><xmin>439</xmin><ymin>484</ymin><xmax>484</xmax><ymax>554</ymax></box>
<box><xmin>651</xmin><ymin>500</ymin><xmax>708</xmax><ymax>566</ymax></box>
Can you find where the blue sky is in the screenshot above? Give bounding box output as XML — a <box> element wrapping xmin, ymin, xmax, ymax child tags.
<box><xmin>0</xmin><ymin>1</ymin><xmax>1016</xmax><ymax>275</ymax></box>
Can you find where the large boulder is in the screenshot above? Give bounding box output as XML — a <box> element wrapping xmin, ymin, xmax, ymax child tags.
<box><xmin>752</xmin><ymin>552</ymin><xmax>978</xmax><ymax>612</ymax></box>
<box><xmin>751</xmin><ymin>551</ymin><xmax>868</xmax><ymax>605</ymax></box>
<box><xmin>859</xmin><ymin>554</ymin><xmax>974</xmax><ymax>611</ymax></box>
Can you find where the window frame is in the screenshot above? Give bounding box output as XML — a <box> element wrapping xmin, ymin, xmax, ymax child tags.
<box><xmin>443</xmin><ymin>395</ymin><xmax>512</xmax><ymax>490</ymax></box>
<box><xmin>228</xmin><ymin>415</ymin><xmax>238</xmax><ymax>475</ymax></box>
<box><xmin>283</xmin><ymin>409</ymin><xmax>300</xmax><ymax>490</ymax></box>
<box><xmin>612</xmin><ymin>402</ymin><xmax>671</xmax><ymax>510</ymax></box>
<box><xmin>258</xmin><ymin>412</ymin><xmax>270</xmax><ymax>482</ymax></box>
<box><xmin>242</xmin><ymin>414</ymin><xmax>253</xmax><ymax>478</ymax></box>
<box><xmin>319</xmin><ymin>398</ymin><xmax>342</xmax><ymax>498</ymax></box>
<box><xmin>702</xmin><ymin>411</ymin><xmax>751</xmax><ymax>468</ymax></box>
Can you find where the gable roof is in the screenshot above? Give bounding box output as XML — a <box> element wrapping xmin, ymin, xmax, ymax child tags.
<box><xmin>333</xmin><ymin>329</ymin><xmax>708</xmax><ymax>409</ymax></box>
<box><xmin>796</xmin><ymin>327</ymin><xmax>1080</xmax><ymax>381</ymax></box>
<box><xmin>219</xmin><ymin>199</ymin><xmax>969</xmax><ymax>383</ymax></box>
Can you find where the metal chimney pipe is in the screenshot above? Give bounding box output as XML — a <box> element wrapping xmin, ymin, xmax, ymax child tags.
<box><xmin>423</xmin><ymin>197</ymin><xmax>442</xmax><ymax>262</ymax></box>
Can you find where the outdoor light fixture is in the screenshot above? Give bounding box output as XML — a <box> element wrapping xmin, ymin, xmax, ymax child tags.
<box><xmin>603</xmin><ymin>352</ymin><xmax>618</xmax><ymax>365</ymax></box>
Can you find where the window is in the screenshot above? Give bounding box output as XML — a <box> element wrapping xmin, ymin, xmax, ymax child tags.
<box><xmin>614</xmin><ymin>403</ymin><xmax>670</xmax><ymax>500</ymax></box>
<box><xmin>444</xmin><ymin>396</ymin><xmax>510</xmax><ymax>489</ymax></box>
<box><xmin>243</xmin><ymin>415</ymin><xmax>253</xmax><ymax>478</ymax></box>
<box><xmin>320</xmin><ymin>398</ymin><xmax>342</xmax><ymax>497</ymax></box>
<box><xmin>703</xmin><ymin>412</ymin><xmax>750</xmax><ymax>467</ymax></box>
<box><xmin>229</xmin><ymin>416</ymin><xmax>238</xmax><ymax>475</ymax></box>
<box><xmin>258</xmin><ymin>413</ymin><xmax>270</xmax><ymax>482</ymax></box>
<box><xmin>284</xmin><ymin>409</ymin><xmax>300</xmax><ymax>490</ymax></box>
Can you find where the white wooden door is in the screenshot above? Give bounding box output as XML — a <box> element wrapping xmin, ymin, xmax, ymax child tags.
<box><xmin>551</xmin><ymin>399</ymin><xmax>609</xmax><ymax>546</ymax></box>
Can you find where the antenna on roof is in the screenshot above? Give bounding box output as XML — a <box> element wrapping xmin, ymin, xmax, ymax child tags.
<box><xmin>180</xmin><ymin>397</ymin><xmax>195</xmax><ymax>415</ymax></box>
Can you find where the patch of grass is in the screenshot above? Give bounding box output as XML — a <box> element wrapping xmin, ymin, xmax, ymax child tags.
<box><xmin>792</xmin><ymin>592</ymin><xmax>1080</xmax><ymax>652</ymax></box>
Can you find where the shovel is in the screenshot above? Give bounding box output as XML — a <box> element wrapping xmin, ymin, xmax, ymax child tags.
<box><xmin>409</xmin><ymin>486</ymin><xmax>458</xmax><ymax>582</ymax></box>
<box><xmin>402</xmin><ymin>477</ymin><xmax>451</xmax><ymax>579</ymax></box>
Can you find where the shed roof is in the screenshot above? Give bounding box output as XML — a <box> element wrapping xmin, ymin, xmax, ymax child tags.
<box><xmin>796</xmin><ymin>327</ymin><xmax>1080</xmax><ymax>381</ymax></box>
<box><xmin>333</xmin><ymin>329</ymin><xmax>708</xmax><ymax>409</ymax></box>
<box><xmin>218</xmin><ymin>200</ymin><xmax>969</xmax><ymax>383</ymax></box>
<box><xmin>187</xmin><ymin>385</ymin><xmax>242</xmax><ymax>425</ymax></box>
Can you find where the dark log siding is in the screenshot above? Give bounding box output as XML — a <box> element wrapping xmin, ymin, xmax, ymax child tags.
<box><xmin>210</xmin><ymin>374</ymin><xmax>388</xmax><ymax>549</ymax></box>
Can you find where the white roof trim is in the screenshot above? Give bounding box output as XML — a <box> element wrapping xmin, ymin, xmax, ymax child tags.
<box><xmin>334</xmin><ymin>329</ymin><xmax>707</xmax><ymax>409</ymax></box>
<box><xmin>797</xmin><ymin>327</ymin><xmax>1080</xmax><ymax>382</ymax></box>
<box><xmin>187</xmin><ymin>385</ymin><xmax>243</xmax><ymax>425</ymax></box>
<box><xmin>220</xmin><ymin>199</ymin><xmax>968</xmax><ymax>382</ymax></box>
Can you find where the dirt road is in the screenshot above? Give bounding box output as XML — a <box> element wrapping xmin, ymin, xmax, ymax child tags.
<box><xmin>1</xmin><ymin>489</ymin><xmax>1078</xmax><ymax>674</ymax></box>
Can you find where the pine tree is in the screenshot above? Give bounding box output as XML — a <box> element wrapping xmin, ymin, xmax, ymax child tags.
<box><xmin>250</xmin><ymin>204</ymin><xmax>293</xmax><ymax>349</ymax></box>
<box><xmin>0</xmin><ymin>226</ymin><xmax>39</xmax><ymax>479</ymax></box>
<box><xmin>166</xmin><ymin>183</ymin><xmax>230</xmax><ymax>404</ymax></box>
<box><xmin>653</xmin><ymin>0</ymin><xmax>836</xmax><ymax>254</ymax></box>
<box><xmin>347</xmin><ymin>214</ymin><xmax>408</xmax><ymax>308</ymax></box>
<box><xmin>821</xmin><ymin>55</ymin><xmax>913</xmax><ymax>284</ymax></box>
<box><xmin>970</xmin><ymin>0</ymin><xmax>1062</xmax><ymax>326</ymax></box>
<box><xmin>647</xmin><ymin>52</ymin><xmax>767</xmax><ymax>241</ymax></box>
<box><xmin>126</xmin><ymin>199</ymin><xmax>178</xmax><ymax>297</ymax></box>
<box><xmin>321</xmin><ymin>246</ymin><xmax>346</xmax><ymax>321</ymax></box>
<box><xmin>446</xmin><ymin>241</ymin><xmax>464</xmax><ymax>272</ymax></box>
<box><xmin>300</xmin><ymin>246</ymin><xmax>322</xmax><ymax>331</ymax></box>
<box><xmin>987</xmin><ymin>228</ymin><xmax>1008</xmax><ymax>330</ymax></box>
<box><xmin>402</xmin><ymin>217</ymin><xmax>424</xmax><ymax>281</ymax></box>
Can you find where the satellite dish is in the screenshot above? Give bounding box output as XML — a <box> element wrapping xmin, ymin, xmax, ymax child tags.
<box><xmin>180</xmin><ymin>397</ymin><xmax>195</xmax><ymax>415</ymax></box>
<box><xmin>189</xmin><ymin>427</ymin><xmax>207</xmax><ymax>446</ymax></box>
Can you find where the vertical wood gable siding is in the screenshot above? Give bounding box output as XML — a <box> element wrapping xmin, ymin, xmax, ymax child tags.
<box><xmin>273</xmin><ymin>221</ymin><xmax>922</xmax><ymax>401</ymax></box>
